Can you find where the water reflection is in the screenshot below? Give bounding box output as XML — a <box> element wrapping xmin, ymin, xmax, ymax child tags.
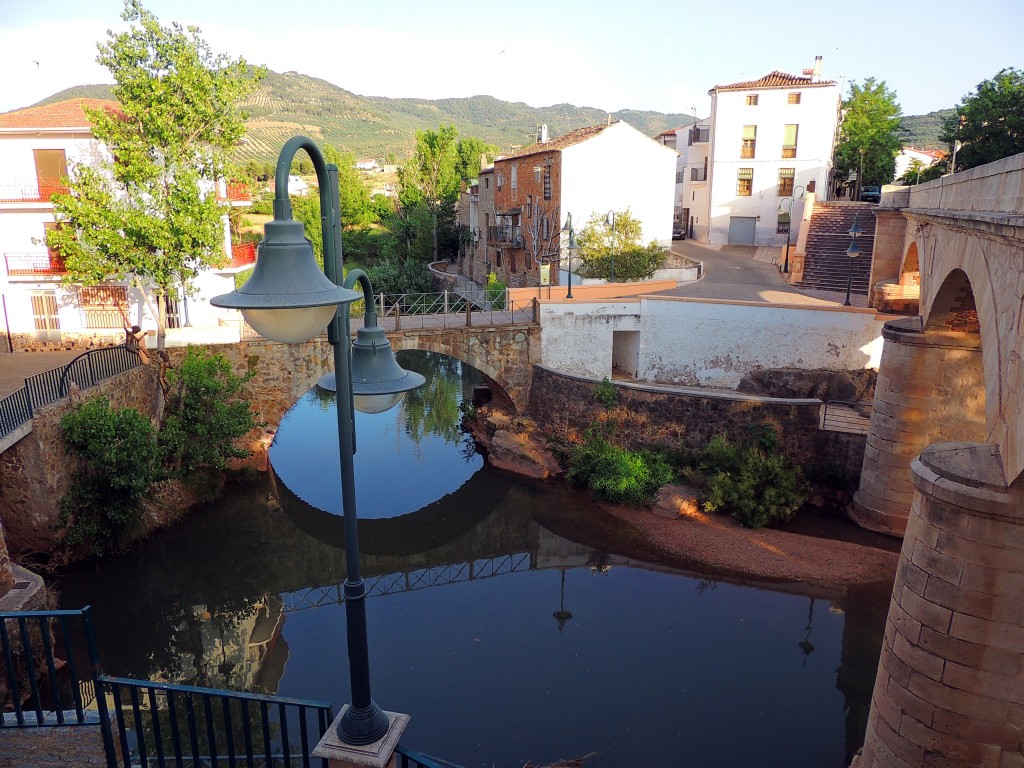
<box><xmin>53</xmin><ymin>351</ymin><xmax>890</xmax><ymax>767</ymax></box>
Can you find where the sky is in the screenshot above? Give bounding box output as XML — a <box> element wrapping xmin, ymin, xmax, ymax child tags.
<box><xmin>0</xmin><ymin>0</ymin><xmax>1021</xmax><ymax>119</ymax></box>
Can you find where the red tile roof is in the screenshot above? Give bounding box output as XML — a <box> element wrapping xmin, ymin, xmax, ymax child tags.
<box><xmin>0</xmin><ymin>98</ymin><xmax>123</xmax><ymax>130</ymax></box>
<box><xmin>711</xmin><ymin>70</ymin><xmax>837</xmax><ymax>92</ymax></box>
<box><xmin>498</xmin><ymin>123</ymin><xmax>611</xmax><ymax>161</ymax></box>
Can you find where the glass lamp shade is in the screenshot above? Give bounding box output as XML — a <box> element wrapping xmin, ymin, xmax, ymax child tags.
<box><xmin>353</xmin><ymin>392</ymin><xmax>407</xmax><ymax>414</ymax></box>
<box><xmin>847</xmin><ymin>242</ymin><xmax>862</xmax><ymax>259</ymax></box>
<box><xmin>210</xmin><ymin>219</ymin><xmax>360</xmax><ymax>343</ymax></box>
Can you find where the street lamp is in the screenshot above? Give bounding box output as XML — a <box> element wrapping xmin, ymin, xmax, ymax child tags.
<box><xmin>604</xmin><ymin>211</ymin><xmax>616</xmax><ymax>283</ymax></box>
<box><xmin>211</xmin><ymin>135</ymin><xmax>424</xmax><ymax>747</ymax></box>
<box><xmin>561</xmin><ymin>213</ymin><xmax>577</xmax><ymax>299</ymax></box>
<box><xmin>843</xmin><ymin>214</ymin><xmax>863</xmax><ymax>307</ymax></box>
<box><xmin>775</xmin><ymin>185</ymin><xmax>805</xmax><ymax>274</ymax></box>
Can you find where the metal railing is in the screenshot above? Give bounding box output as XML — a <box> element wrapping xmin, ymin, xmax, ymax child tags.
<box><xmin>395</xmin><ymin>746</ymin><xmax>465</xmax><ymax>767</ymax></box>
<box><xmin>690</xmin><ymin>167</ymin><xmax>708</xmax><ymax>182</ymax></box>
<box><xmin>100</xmin><ymin>676</ymin><xmax>332</xmax><ymax>768</ymax></box>
<box><xmin>4</xmin><ymin>252</ymin><xmax>67</xmax><ymax>276</ymax></box>
<box><xmin>0</xmin><ymin>180</ymin><xmax>68</xmax><ymax>204</ymax></box>
<box><xmin>820</xmin><ymin>400</ymin><xmax>871</xmax><ymax>435</ymax></box>
<box><xmin>372</xmin><ymin>290</ymin><xmax>536</xmax><ymax>331</ymax></box>
<box><xmin>485</xmin><ymin>225</ymin><xmax>522</xmax><ymax>246</ymax></box>
<box><xmin>1</xmin><ymin>345</ymin><xmax>142</xmax><ymax>440</ymax></box>
<box><xmin>1</xmin><ymin>607</ymin><xmax>101</xmax><ymax>728</ymax></box>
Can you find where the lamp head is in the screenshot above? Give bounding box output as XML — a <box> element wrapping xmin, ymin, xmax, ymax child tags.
<box><xmin>317</xmin><ymin>325</ymin><xmax>425</xmax><ymax>413</ymax></box>
<box><xmin>848</xmin><ymin>216</ymin><xmax>864</xmax><ymax>239</ymax></box>
<box><xmin>846</xmin><ymin>241</ymin><xmax>861</xmax><ymax>259</ymax></box>
<box><xmin>211</xmin><ymin>219</ymin><xmax>360</xmax><ymax>343</ymax></box>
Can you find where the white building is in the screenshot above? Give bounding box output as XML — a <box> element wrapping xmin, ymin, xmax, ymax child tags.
<box><xmin>893</xmin><ymin>146</ymin><xmax>944</xmax><ymax>183</ymax></box>
<box><xmin>690</xmin><ymin>57</ymin><xmax>841</xmax><ymax>246</ymax></box>
<box><xmin>0</xmin><ymin>99</ymin><xmax>251</xmax><ymax>350</ymax></box>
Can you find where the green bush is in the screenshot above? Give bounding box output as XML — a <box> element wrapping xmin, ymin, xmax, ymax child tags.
<box><xmin>58</xmin><ymin>398</ymin><xmax>160</xmax><ymax>554</ymax></box>
<box><xmin>567</xmin><ymin>430</ymin><xmax>673</xmax><ymax>506</ymax></box>
<box><xmin>366</xmin><ymin>256</ymin><xmax>431</xmax><ymax>295</ymax></box>
<box><xmin>484</xmin><ymin>272</ymin><xmax>507</xmax><ymax>309</ymax></box>
<box><xmin>593</xmin><ymin>377</ymin><xmax>619</xmax><ymax>410</ymax></box>
<box><xmin>699</xmin><ymin>431</ymin><xmax>807</xmax><ymax>529</ymax></box>
<box><xmin>160</xmin><ymin>348</ymin><xmax>260</xmax><ymax>474</ymax></box>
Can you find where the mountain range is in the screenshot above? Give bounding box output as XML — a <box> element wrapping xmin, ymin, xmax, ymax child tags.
<box><xmin>32</xmin><ymin>70</ymin><xmax>952</xmax><ymax>163</ymax></box>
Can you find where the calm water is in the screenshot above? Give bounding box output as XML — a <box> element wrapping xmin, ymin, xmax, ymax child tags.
<box><xmin>56</xmin><ymin>351</ymin><xmax>889</xmax><ymax>768</ymax></box>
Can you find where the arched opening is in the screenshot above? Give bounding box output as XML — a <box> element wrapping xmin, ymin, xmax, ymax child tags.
<box><xmin>898</xmin><ymin>242</ymin><xmax>920</xmax><ymax>288</ymax></box>
<box><xmin>924</xmin><ymin>267</ymin><xmax>980</xmax><ymax>333</ymax></box>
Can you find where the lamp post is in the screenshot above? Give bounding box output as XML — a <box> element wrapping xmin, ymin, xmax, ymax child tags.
<box><xmin>211</xmin><ymin>136</ymin><xmax>424</xmax><ymax>748</ymax></box>
<box><xmin>471</xmin><ymin>226</ymin><xmax>481</xmax><ymax>282</ymax></box>
<box><xmin>604</xmin><ymin>210</ymin><xmax>616</xmax><ymax>283</ymax></box>
<box><xmin>843</xmin><ymin>214</ymin><xmax>863</xmax><ymax>307</ymax></box>
<box><xmin>775</xmin><ymin>185</ymin><xmax>805</xmax><ymax>274</ymax></box>
<box><xmin>561</xmin><ymin>213</ymin><xmax>577</xmax><ymax>299</ymax></box>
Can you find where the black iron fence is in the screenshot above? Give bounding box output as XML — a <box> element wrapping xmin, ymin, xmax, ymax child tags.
<box><xmin>0</xmin><ymin>345</ymin><xmax>141</xmax><ymax>440</ymax></box>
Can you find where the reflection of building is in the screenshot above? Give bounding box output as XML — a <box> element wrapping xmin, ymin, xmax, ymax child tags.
<box><xmin>180</xmin><ymin>596</ymin><xmax>288</xmax><ymax>694</ymax></box>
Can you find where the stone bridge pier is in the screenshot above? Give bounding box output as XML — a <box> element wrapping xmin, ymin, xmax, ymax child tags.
<box><xmin>853</xmin><ymin>154</ymin><xmax>1024</xmax><ymax>767</ymax></box>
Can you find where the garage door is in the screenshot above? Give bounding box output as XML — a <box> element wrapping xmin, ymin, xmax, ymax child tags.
<box><xmin>728</xmin><ymin>216</ymin><xmax>756</xmax><ymax>245</ymax></box>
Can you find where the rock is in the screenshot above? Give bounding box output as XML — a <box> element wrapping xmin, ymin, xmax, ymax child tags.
<box><xmin>488</xmin><ymin>428</ymin><xmax>563</xmax><ymax>479</ymax></box>
<box><xmin>736</xmin><ymin>368</ymin><xmax>876</xmax><ymax>402</ymax></box>
<box><xmin>652</xmin><ymin>483</ymin><xmax>704</xmax><ymax>519</ymax></box>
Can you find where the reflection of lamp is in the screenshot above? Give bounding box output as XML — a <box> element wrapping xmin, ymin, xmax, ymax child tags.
<box><xmin>552</xmin><ymin>569</ymin><xmax>573</xmax><ymax>633</ymax></box>
<box><xmin>775</xmin><ymin>185</ymin><xmax>805</xmax><ymax>274</ymax></box>
<box><xmin>604</xmin><ymin>211</ymin><xmax>617</xmax><ymax>283</ymax></box>
<box><xmin>212</xmin><ymin>135</ymin><xmax>424</xmax><ymax>748</ymax></box>
<box><xmin>843</xmin><ymin>214</ymin><xmax>863</xmax><ymax>307</ymax></box>
<box><xmin>561</xmin><ymin>213</ymin><xmax>577</xmax><ymax>299</ymax></box>
<box><xmin>798</xmin><ymin>598</ymin><xmax>816</xmax><ymax>663</ymax></box>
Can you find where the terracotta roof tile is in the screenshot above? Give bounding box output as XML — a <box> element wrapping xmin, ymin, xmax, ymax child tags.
<box><xmin>498</xmin><ymin>123</ymin><xmax>611</xmax><ymax>161</ymax></box>
<box><xmin>0</xmin><ymin>98</ymin><xmax>123</xmax><ymax>130</ymax></box>
<box><xmin>712</xmin><ymin>70</ymin><xmax>837</xmax><ymax>92</ymax></box>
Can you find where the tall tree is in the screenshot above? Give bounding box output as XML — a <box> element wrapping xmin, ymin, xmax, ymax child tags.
<box><xmin>835</xmin><ymin>77</ymin><xmax>903</xmax><ymax>189</ymax></box>
<box><xmin>48</xmin><ymin>0</ymin><xmax>265</xmax><ymax>346</ymax></box>
<box><xmin>940</xmin><ymin>68</ymin><xmax>1024</xmax><ymax>172</ymax></box>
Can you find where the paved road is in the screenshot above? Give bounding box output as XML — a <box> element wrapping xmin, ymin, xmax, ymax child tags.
<box><xmin>660</xmin><ymin>239</ymin><xmax>870</xmax><ymax>308</ymax></box>
<box><xmin>0</xmin><ymin>350</ymin><xmax>84</xmax><ymax>400</ymax></box>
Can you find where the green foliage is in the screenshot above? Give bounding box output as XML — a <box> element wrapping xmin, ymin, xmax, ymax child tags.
<box><xmin>47</xmin><ymin>1</ymin><xmax>265</xmax><ymax>335</ymax></box>
<box><xmin>574</xmin><ymin>209</ymin><xmax>666</xmax><ymax>281</ymax></box>
<box><xmin>485</xmin><ymin>272</ymin><xmax>507</xmax><ymax>309</ymax></box>
<box><xmin>899</xmin><ymin>109</ymin><xmax>957</xmax><ymax>150</ymax></box>
<box><xmin>58</xmin><ymin>398</ymin><xmax>160</xmax><ymax>554</ymax></box>
<box><xmin>835</xmin><ymin>77</ymin><xmax>904</xmax><ymax>187</ymax></box>
<box><xmin>160</xmin><ymin>347</ymin><xmax>259</xmax><ymax>474</ymax></box>
<box><xmin>366</xmin><ymin>256</ymin><xmax>431</xmax><ymax>295</ymax></box>
<box><xmin>593</xmin><ymin>378</ymin><xmax>619</xmax><ymax>410</ymax></box>
<box><xmin>455</xmin><ymin>135</ymin><xmax>500</xmax><ymax>181</ymax></box>
<box><xmin>698</xmin><ymin>430</ymin><xmax>807</xmax><ymax>529</ymax></box>
<box><xmin>567</xmin><ymin>429</ymin><xmax>674</xmax><ymax>506</ymax></box>
<box><xmin>940</xmin><ymin>68</ymin><xmax>1024</xmax><ymax>171</ymax></box>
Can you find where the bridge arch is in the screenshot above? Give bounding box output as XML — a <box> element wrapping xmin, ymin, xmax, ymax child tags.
<box><xmin>898</xmin><ymin>241</ymin><xmax>919</xmax><ymax>288</ymax></box>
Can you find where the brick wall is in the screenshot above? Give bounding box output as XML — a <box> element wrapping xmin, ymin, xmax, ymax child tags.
<box><xmin>855</xmin><ymin>443</ymin><xmax>1024</xmax><ymax>768</ymax></box>
<box><xmin>528</xmin><ymin>366</ymin><xmax>867</xmax><ymax>478</ymax></box>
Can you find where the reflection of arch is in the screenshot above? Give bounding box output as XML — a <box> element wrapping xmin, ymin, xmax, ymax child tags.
<box><xmin>898</xmin><ymin>242</ymin><xmax>920</xmax><ymax>288</ymax></box>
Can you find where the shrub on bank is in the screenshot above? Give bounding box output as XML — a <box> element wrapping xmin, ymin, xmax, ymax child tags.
<box><xmin>567</xmin><ymin>429</ymin><xmax>674</xmax><ymax>506</ymax></box>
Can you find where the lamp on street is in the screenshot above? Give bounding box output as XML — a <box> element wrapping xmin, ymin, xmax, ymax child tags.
<box><xmin>775</xmin><ymin>185</ymin><xmax>805</xmax><ymax>274</ymax></box>
<box><xmin>604</xmin><ymin>210</ymin><xmax>616</xmax><ymax>283</ymax></box>
<box><xmin>211</xmin><ymin>135</ymin><xmax>424</xmax><ymax>748</ymax></box>
<box><xmin>843</xmin><ymin>214</ymin><xmax>863</xmax><ymax>307</ymax></box>
<box><xmin>561</xmin><ymin>213</ymin><xmax>578</xmax><ymax>299</ymax></box>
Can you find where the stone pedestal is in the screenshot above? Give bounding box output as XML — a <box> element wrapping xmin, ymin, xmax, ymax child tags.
<box><xmin>851</xmin><ymin>318</ymin><xmax>985</xmax><ymax>536</ymax></box>
<box><xmin>854</xmin><ymin>442</ymin><xmax>1024</xmax><ymax>768</ymax></box>
<box><xmin>312</xmin><ymin>707</ymin><xmax>410</xmax><ymax>768</ymax></box>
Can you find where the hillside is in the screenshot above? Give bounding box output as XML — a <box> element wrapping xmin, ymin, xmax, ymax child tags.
<box><xmin>30</xmin><ymin>71</ymin><xmax>694</xmax><ymax>163</ymax></box>
<box><xmin>899</xmin><ymin>108</ymin><xmax>956</xmax><ymax>150</ymax></box>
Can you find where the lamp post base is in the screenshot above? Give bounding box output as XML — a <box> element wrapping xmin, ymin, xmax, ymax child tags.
<box><xmin>313</xmin><ymin>706</ymin><xmax>410</xmax><ymax>768</ymax></box>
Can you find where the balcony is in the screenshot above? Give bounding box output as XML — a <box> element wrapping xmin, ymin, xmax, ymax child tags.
<box><xmin>688</xmin><ymin>127</ymin><xmax>709</xmax><ymax>145</ymax></box>
<box><xmin>782</xmin><ymin>146</ymin><xmax>797</xmax><ymax>159</ymax></box>
<box><xmin>691</xmin><ymin>168</ymin><xmax>708</xmax><ymax>182</ymax></box>
<box><xmin>0</xmin><ymin>179</ymin><xmax>69</xmax><ymax>204</ymax></box>
<box><xmin>487</xmin><ymin>225</ymin><xmax>524</xmax><ymax>247</ymax></box>
<box><xmin>5</xmin><ymin>251</ymin><xmax>67</xmax><ymax>276</ymax></box>
<box><xmin>231</xmin><ymin>242</ymin><xmax>257</xmax><ymax>267</ymax></box>
<box><xmin>217</xmin><ymin>182</ymin><xmax>252</xmax><ymax>204</ymax></box>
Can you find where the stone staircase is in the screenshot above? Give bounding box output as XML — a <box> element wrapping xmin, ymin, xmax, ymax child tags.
<box><xmin>800</xmin><ymin>202</ymin><xmax>876</xmax><ymax>295</ymax></box>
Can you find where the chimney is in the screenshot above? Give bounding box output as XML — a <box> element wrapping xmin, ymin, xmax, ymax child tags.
<box><xmin>812</xmin><ymin>55</ymin><xmax>822</xmax><ymax>82</ymax></box>
<box><xmin>538</xmin><ymin>124</ymin><xmax>549</xmax><ymax>143</ymax></box>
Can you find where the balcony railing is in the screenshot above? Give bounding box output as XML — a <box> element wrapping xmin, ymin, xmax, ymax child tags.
<box><xmin>5</xmin><ymin>252</ymin><xmax>67</xmax><ymax>276</ymax></box>
<box><xmin>782</xmin><ymin>145</ymin><xmax>797</xmax><ymax>158</ymax></box>
<box><xmin>486</xmin><ymin>225</ymin><xmax>523</xmax><ymax>247</ymax></box>
<box><xmin>218</xmin><ymin>182</ymin><xmax>251</xmax><ymax>203</ymax></box>
<box><xmin>0</xmin><ymin>179</ymin><xmax>69</xmax><ymax>204</ymax></box>
<box><xmin>688</xmin><ymin>127</ymin><xmax>709</xmax><ymax>145</ymax></box>
<box><xmin>231</xmin><ymin>242</ymin><xmax>257</xmax><ymax>267</ymax></box>
<box><xmin>690</xmin><ymin>168</ymin><xmax>708</xmax><ymax>182</ymax></box>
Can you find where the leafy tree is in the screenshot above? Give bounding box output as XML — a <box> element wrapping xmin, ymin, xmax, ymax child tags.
<box><xmin>940</xmin><ymin>68</ymin><xmax>1024</xmax><ymax>171</ymax></box>
<box><xmin>47</xmin><ymin>0</ymin><xmax>265</xmax><ymax>347</ymax></box>
<box><xmin>574</xmin><ymin>209</ymin><xmax>666</xmax><ymax>281</ymax></box>
<box><xmin>896</xmin><ymin>158</ymin><xmax>945</xmax><ymax>185</ymax></box>
<box><xmin>455</xmin><ymin>136</ymin><xmax>499</xmax><ymax>182</ymax></box>
<box><xmin>835</xmin><ymin>77</ymin><xmax>903</xmax><ymax>188</ymax></box>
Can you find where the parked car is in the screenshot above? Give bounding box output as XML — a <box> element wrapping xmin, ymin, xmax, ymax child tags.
<box><xmin>672</xmin><ymin>225</ymin><xmax>685</xmax><ymax>240</ymax></box>
<box><xmin>860</xmin><ymin>185</ymin><xmax>881</xmax><ymax>203</ymax></box>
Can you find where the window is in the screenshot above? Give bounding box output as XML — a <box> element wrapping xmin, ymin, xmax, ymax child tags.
<box><xmin>745</xmin><ymin>94</ymin><xmax>758</xmax><ymax>106</ymax></box>
<box><xmin>741</xmin><ymin>125</ymin><xmax>756</xmax><ymax>158</ymax></box>
<box><xmin>526</xmin><ymin>194</ymin><xmax>533</xmax><ymax>218</ymax></box>
<box><xmin>511</xmin><ymin>164</ymin><xmax>518</xmax><ymax>193</ymax></box>
<box><xmin>543</xmin><ymin>166</ymin><xmax>552</xmax><ymax>200</ymax></box>
<box><xmin>788</xmin><ymin>92</ymin><xmax>801</xmax><ymax>104</ymax></box>
<box><xmin>534</xmin><ymin>166</ymin><xmax>542</xmax><ymax>183</ymax></box>
<box><xmin>78</xmin><ymin>285</ymin><xmax>128</xmax><ymax>329</ymax></box>
<box><xmin>33</xmin><ymin>149</ymin><xmax>68</xmax><ymax>199</ymax></box>
<box><xmin>688</xmin><ymin>126</ymin><xmax>709</xmax><ymax>144</ymax></box>
<box><xmin>30</xmin><ymin>290</ymin><xmax>60</xmax><ymax>341</ymax></box>
<box><xmin>782</xmin><ymin>124</ymin><xmax>799</xmax><ymax>158</ymax></box>
<box><xmin>484</xmin><ymin>176</ymin><xmax>489</xmax><ymax>189</ymax></box>
<box><xmin>777</xmin><ymin>168</ymin><xmax>795</xmax><ymax>197</ymax></box>
<box><xmin>676</xmin><ymin>170</ymin><xmax>684</xmax><ymax>183</ymax></box>
<box><xmin>736</xmin><ymin>168</ymin><xmax>753</xmax><ymax>196</ymax></box>
<box><xmin>496</xmin><ymin>173</ymin><xmax>504</xmax><ymax>190</ymax></box>
<box><xmin>777</xmin><ymin>215</ymin><xmax>791</xmax><ymax>234</ymax></box>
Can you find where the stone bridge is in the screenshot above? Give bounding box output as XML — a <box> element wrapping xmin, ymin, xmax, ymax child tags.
<box><xmin>851</xmin><ymin>154</ymin><xmax>1024</xmax><ymax>768</ymax></box>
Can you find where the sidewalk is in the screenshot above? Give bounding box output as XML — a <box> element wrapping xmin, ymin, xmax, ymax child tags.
<box><xmin>0</xmin><ymin>350</ymin><xmax>84</xmax><ymax>399</ymax></box>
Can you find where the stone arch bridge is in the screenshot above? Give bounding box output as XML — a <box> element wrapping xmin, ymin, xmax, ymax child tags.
<box><xmin>851</xmin><ymin>153</ymin><xmax>1024</xmax><ymax>768</ymax></box>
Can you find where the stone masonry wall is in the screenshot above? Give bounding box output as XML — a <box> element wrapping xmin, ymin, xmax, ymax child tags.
<box><xmin>868</xmin><ymin>209</ymin><xmax>909</xmax><ymax>308</ymax></box>
<box><xmin>1</xmin><ymin>723</ymin><xmax>108</xmax><ymax>767</ymax></box>
<box><xmin>855</xmin><ymin>443</ymin><xmax>1024</xmax><ymax>768</ymax></box>
<box><xmin>528</xmin><ymin>366</ymin><xmax>867</xmax><ymax>479</ymax></box>
<box><xmin>0</xmin><ymin>518</ymin><xmax>13</xmax><ymax>595</ymax></box>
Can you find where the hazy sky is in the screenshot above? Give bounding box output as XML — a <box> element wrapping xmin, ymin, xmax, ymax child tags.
<box><xmin>1</xmin><ymin>0</ymin><xmax>1020</xmax><ymax>118</ymax></box>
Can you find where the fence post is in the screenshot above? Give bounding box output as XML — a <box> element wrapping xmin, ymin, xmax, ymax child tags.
<box><xmin>87</xmin><ymin>352</ymin><xmax>97</xmax><ymax>388</ymax></box>
<box><xmin>82</xmin><ymin>607</ymin><xmax>118</xmax><ymax>768</ymax></box>
<box><xmin>443</xmin><ymin>290</ymin><xmax>449</xmax><ymax>314</ymax></box>
<box><xmin>23</xmin><ymin>379</ymin><xmax>34</xmax><ymax>418</ymax></box>
<box><xmin>532</xmin><ymin>298</ymin><xmax>538</xmax><ymax>323</ymax></box>
<box><xmin>395</xmin><ymin>302</ymin><xmax>401</xmax><ymax>331</ymax></box>
<box><xmin>466</xmin><ymin>296</ymin><xmax>472</xmax><ymax>328</ymax></box>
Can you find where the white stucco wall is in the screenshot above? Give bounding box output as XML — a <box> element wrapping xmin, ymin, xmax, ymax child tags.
<box><xmin>559</xmin><ymin>121</ymin><xmax>677</xmax><ymax>246</ymax></box>
<box><xmin>539</xmin><ymin>301</ymin><xmax>641</xmax><ymax>380</ymax></box>
<box><xmin>706</xmin><ymin>83</ymin><xmax>839</xmax><ymax>246</ymax></box>
<box><xmin>635</xmin><ymin>297</ymin><xmax>885</xmax><ymax>388</ymax></box>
